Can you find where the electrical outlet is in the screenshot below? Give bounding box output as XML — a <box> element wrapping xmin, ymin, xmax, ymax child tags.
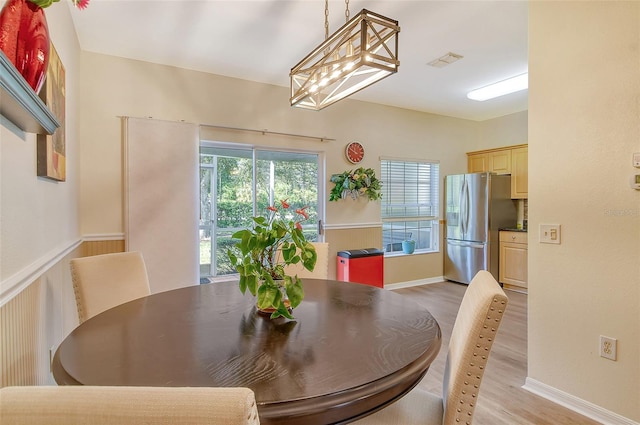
<box><xmin>49</xmin><ymin>346</ymin><xmax>55</xmax><ymax>372</ymax></box>
<box><xmin>540</xmin><ymin>224</ymin><xmax>561</xmax><ymax>244</ymax></box>
<box><xmin>599</xmin><ymin>336</ymin><xmax>617</xmax><ymax>361</ymax></box>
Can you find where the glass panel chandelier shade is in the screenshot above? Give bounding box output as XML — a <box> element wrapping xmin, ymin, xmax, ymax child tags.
<box><xmin>290</xmin><ymin>9</ymin><xmax>400</xmax><ymax>111</ymax></box>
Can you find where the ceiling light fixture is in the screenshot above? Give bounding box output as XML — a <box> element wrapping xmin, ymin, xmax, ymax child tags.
<box><xmin>290</xmin><ymin>0</ymin><xmax>400</xmax><ymax>111</ymax></box>
<box><xmin>467</xmin><ymin>72</ymin><xmax>528</xmax><ymax>101</ymax></box>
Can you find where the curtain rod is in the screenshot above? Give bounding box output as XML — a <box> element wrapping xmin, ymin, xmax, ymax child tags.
<box><xmin>201</xmin><ymin>124</ymin><xmax>335</xmax><ymax>143</ymax></box>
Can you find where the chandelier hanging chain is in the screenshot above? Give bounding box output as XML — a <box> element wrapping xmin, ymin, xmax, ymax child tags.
<box><xmin>324</xmin><ymin>0</ymin><xmax>329</xmax><ymax>40</ymax></box>
<box><xmin>345</xmin><ymin>0</ymin><xmax>350</xmax><ymax>22</ymax></box>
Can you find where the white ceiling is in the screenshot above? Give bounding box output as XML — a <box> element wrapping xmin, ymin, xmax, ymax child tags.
<box><xmin>68</xmin><ymin>0</ymin><xmax>529</xmax><ymax>121</ymax></box>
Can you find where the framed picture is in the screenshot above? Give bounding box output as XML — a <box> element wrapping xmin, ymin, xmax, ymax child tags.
<box><xmin>37</xmin><ymin>42</ymin><xmax>66</xmax><ymax>181</ymax></box>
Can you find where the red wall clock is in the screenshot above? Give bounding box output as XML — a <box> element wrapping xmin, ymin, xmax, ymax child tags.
<box><xmin>345</xmin><ymin>141</ymin><xmax>365</xmax><ymax>164</ymax></box>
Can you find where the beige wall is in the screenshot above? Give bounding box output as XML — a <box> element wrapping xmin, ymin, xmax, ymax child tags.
<box><xmin>1</xmin><ymin>1</ymin><xmax>638</xmax><ymax>423</ymax></box>
<box><xmin>0</xmin><ymin>2</ymin><xmax>82</xmax><ymax>386</ymax></box>
<box><xmin>529</xmin><ymin>1</ymin><xmax>639</xmax><ymax>421</ymax></box>
<box><xmin>0</xmin><ymin>3</ymin><xmax>80</xmax><ymax>284</ymax></box>
<box><xmin>77</xmin><ymin>52</ymin><xmax>492</xmax><ymax>282</ymax></box>
<box><xmin>477</xmin><ymin>110</ymin><xmax>528</xmax><ymax>151</ymax></box>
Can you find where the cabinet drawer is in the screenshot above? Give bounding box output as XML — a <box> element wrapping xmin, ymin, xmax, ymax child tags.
<box><xmin>500</xmin><ymin>231</ymin><xmax>528</xmax><ymax>244</ymax></box>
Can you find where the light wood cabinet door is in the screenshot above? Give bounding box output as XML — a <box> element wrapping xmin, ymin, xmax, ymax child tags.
<box><xmin>467</xmin><ymin>153</ymin><xmax>488</xmax><ymax>173</ymax></box>
<box><xmin>489</xmin><ymin>150</ymin><xmax>511</xmax><ymax>174</ymax></box>
<box><xmin>467</xmin><ymin>145</ymin><xmax>527</xmax><ymax>199</ymax></box>
<box><xmin>467</xmin><ymin>148</ymin><xmax>513</xmax><ymax>174</ymax></box>
<box><xmin>511</xmin><ymin>146</ymin><xmax>528</xmax><ymax>199</ymax></box>
<box><xmin>499</xmin><ymin>231</ymin><xmax>528</xmax><ymax>291</ymax></box>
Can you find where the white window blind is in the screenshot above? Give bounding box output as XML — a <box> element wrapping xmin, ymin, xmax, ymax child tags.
<box><xmin>381</xmin><ymin>159</ymin><xmax>440</xmax><ymax>220</ymax></box>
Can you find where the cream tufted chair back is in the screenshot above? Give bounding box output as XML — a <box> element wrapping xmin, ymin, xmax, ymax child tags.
<box><xmin>353</xmin><ymin>270</ymin><xmax>508</xmax><ymax>425</ymax></box>
<box><xmin>441</xmin><ymin>270</ymin><xmax>508</xmax><ymax>424</ymax></box>
<box><xmin>70</xmin><ymin>251</ymin><xmax>151</xmax><ymax>324</ymax></box>
<box><xmin>0</xmin><ymin>386</ymin><xmax>260</xmax><ymax>425</ymax></box>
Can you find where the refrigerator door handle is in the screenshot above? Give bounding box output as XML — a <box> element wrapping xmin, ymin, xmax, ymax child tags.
<box><xmin>459</xmin><ymin>179</ymin><xmax>466</xmax><ymax>235</ymax></box>
<box><xmin>461</xmin><ymin>178</ymin><xmax>470</xmax><ymax>236</ymax></box>
<box><xmin>447</xmin><ymin>240</ymin><xmax>485</xmax><ymax>249</ymax></box>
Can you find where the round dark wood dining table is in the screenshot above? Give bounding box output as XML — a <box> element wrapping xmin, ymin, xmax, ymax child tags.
<box><xmin>53</xmin><ymin>279</ymin><xmax>441</xmax><ymax>425</ymax></box>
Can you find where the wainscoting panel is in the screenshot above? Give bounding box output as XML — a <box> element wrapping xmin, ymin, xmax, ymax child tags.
<box><xmin>324</xmin><ymin>226</ymin><xmax>382</xmax><ymax>280</ymax></box>
<box><xmin>324</xmin><ymin>223</ymin><xmax>445</xmax><ymax>284</ymax></box>
<box><xmin>82</xmin><ymin>239</ymin><xmax>125</xmax><ymax>257</ymax></box>
<box><xmin>0</xmin><ymin>279</ymin><xmax>45</xmax><ymax>386</ymax></box>
<box><xmin>0</xmin><ymin>240</ymin><xmax>114</xmax><ymax>388</ymax></box>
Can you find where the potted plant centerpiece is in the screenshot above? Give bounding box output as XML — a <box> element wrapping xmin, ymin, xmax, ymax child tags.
<box><xmin>227</xmin><ymin>200</ymin><xmax>317</xmax><ymax>319</ymax></box>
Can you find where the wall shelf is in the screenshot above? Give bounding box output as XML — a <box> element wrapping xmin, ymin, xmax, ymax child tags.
<box><xmin>0</xmin><ymin>50</ymin><xmax>60</xmax><ymax>135</ymax></box>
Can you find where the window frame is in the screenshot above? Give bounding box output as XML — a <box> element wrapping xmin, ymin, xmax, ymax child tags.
<box><xmin>199</xmin><ymin>140</ymin><xmax>325</xmax><ymax>279</ymax></box>
<box><xmin>380</xmin><ymin>157</ymin><xmax>440</xmax><ymax>256</ymax></box>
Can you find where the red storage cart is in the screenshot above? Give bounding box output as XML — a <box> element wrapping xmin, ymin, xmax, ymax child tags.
<box><xmin>336</xmin><ymin>248</ymin><xmax>384</xmax><ymax>288</ymax></box>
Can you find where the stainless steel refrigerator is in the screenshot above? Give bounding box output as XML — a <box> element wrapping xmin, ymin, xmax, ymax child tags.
<box><xmin>444</xmin><ymin>172</ymin><xmax>516</xmax><ymax>284</ymax></box>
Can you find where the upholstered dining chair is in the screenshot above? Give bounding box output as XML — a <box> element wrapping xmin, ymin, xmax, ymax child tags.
<box><xmin>281</xmin><ymin>242</ymin><xmax>330</xmax><ymax>279</ymax></box>
<box><xmin>70</xmin><ymin>251</ymin><xmax>151</xmax><ymax>324</ymax></box>
<box><xmin>0</xmin><ymin>386</ymin><xmax>260</xmax><ymax>425</ymax></box>
<box><xmin>353</xmin><ymin>270</ymin><xmax>508</xmax><ymax>425</ymax></box>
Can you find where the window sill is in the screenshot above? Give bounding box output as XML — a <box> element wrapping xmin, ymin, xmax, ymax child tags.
<box><xmin>384</xmin><ymin>250</ymin><xmax>439</xmax><ymax>258</ymax></box>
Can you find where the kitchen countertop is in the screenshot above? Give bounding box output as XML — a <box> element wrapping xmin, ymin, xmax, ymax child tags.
<box><xmin>500</xmin><ymin>228</ymin><xmax>528</xmax><ymax>232</ymax></box>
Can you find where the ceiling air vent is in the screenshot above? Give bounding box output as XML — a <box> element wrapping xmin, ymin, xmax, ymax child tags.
<box><xmin>427</xmin><ymin>52</ymin><xmax>463</xmax><ymax>68</ymax></box>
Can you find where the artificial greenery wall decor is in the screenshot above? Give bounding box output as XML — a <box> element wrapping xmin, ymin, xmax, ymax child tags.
<box><xmin>329</xmin><ymin>167</ymin><xmax>382</xmax><ymax>201</ymax></box>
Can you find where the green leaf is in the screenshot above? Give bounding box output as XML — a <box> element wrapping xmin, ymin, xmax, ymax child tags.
<box><xmin>231</xmin><ymin>229</ymin><xmax>249</xmax><ymax>239</ymax></box>
<box><xmin>253</xmin><ymin>216</ymin><xmax>268</xmax><ymax>226</ymax></box>
<box><xmin>28</xmin><ymin>0</ymin><xmax>58</xmax><ymax>8</ymax></box>
<box><xmin>238</xmin><ymin>276</ymin><xmax>247</xmax><ymax>294</ymax></box>
<box><xmin>246</xmin><ymin>275</ymin><xmax>258</xmax><ymax>295</ymax></box>
<box><xmin>256</xmin><ymin>283</ymin><xmax>279</xmax><ymax>309</ymax></box>
<box><xmin>282</xmin><ymin>244</ymin><xmax>295</xmax><ymax>262</ymax></box>
<box><xmin>286</xmin><ymin>278</ymin><xmax>305</xmax><ymax>309</ymax></box>
<box><xmin>227</xmin><ymin>250</ymin><xmax>237</xmax><ymax>266</ymax></box>
<box><xmin>271</xmin><ymin>304</ymin><xmax>294</xmax><ymax>320</ymax></box>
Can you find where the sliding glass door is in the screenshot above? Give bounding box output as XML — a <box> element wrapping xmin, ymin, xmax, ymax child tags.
<box><xmin>199</xmin><ymin>144</ymin><xmax>322</xmax><ymax>279</ymax></box>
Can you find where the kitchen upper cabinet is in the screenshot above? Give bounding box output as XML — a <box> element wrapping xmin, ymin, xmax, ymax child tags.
<box><xmin>510</xmin><ymin>146</ymin><xmax>528</xmax><ymax>199</ymax></box>
<box><xmin>489</xmin><ymin>149</ymin><xmax>512</xmax><ymax>174</ymax></box>
<box><xmin>467</xmin><ymin>153</ymin><xmax>488</xmax><ymax>173</ymax></box>
<box><xmin>467</xmin><ymin>150</ymin><xmax>511</xmax><ymax>174</ymax></box>
<box><xmin>467</xmin><ymin>144</ymin><xmax>527</xmax><ymax>198</ymax></box>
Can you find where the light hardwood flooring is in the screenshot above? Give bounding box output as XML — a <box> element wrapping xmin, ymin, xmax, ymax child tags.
<box><xmin>395</xmin><ymin>281</ymin><xmax>600</xmax><ymax>425</ymax></box>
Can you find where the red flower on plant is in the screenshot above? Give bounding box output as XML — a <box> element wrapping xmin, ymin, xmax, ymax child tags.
<box><xmin>295</xmin><ymin>222</ymin><xmax>303</xmax><ymax>231</ymax></box>
<box><xmin>295</xmin><ymin>206</ymin><xmax>309</xmax><ymax>220</ymax></box>
<box><xmin>280</xmin><ymin>199</ymin><xmax>290</xmax><ymax>209</ymax></box>
<box><xmin>71</xmin><ymin>0</ymin><xmax>90</xmax><ymax>9</ymax></box>
<box><xmin>267</xmin><ymin>205</ymin><xmax>278</xmax><ymax>212</ymax></box>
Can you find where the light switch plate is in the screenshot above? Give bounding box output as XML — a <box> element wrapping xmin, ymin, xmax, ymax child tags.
<box><xmin>634</xmin><ymin>152</ymin><xmax>640</xmax><ymax>168</ymax></box>
<box><xmin>540</xmin><ymin>224</ymin><xmax>561</xmax><ymax>244</ymax></box>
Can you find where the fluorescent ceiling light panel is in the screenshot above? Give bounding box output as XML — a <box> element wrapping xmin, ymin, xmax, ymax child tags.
<box><xmin>467</xmin><ymin>73</ymin><xmax>528</xmax><ymax>101</ymax></box>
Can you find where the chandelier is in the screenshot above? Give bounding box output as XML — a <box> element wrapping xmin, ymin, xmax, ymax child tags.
<box><xmin>290</xmin><ymin>1</ymin><xmax>400</xmax><ymax>111</ymax></box>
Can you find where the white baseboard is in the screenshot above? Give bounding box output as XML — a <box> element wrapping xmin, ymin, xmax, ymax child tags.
<box><xmin>523</xmin><ymin>378</ymin><xmax>638</xmax><ymax>425</ymax></box>
<box><xmin>385</xmin><ymin>276</ymin><xmax>444</xmax><ymax>290</ymax></box>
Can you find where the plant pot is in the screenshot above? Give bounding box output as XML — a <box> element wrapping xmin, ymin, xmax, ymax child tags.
<box><xmin>0</xmin><ymin>0</ymin><xmax>50</xmax><ymax>94</ymax></box>
<box><xmin>402</xmin><ymin>240</ymin><xmax>416</xmax><ymax>254</ymax></box>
